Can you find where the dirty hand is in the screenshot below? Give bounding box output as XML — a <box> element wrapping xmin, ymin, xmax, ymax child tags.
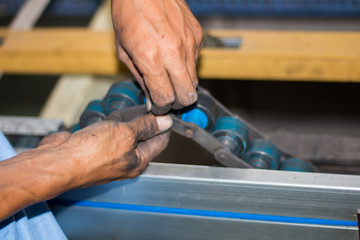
<box><xmin>38</xmin><ymin>113</ymin><xmax>172</xmax><ymax>191</ymax></box>
<box><xmin>112</xmin><ymin>0</ymin><xmax>203</xmax><ymax>114</ymax></box>
<box><xmin>0</xmin><ymin>113</ymin><xmax>172</xmax><ymax>220</ymax></box>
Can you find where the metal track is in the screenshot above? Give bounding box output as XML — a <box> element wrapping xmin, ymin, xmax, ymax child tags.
<box><xmin>49</xmin><ymin>163</ymin><xmax>360</xmax><ymax>240</ymax></box>
<box><xmin>0</xmin><ymin>116</ymin><xmax>63</xmax><ymax>135</ymax></box>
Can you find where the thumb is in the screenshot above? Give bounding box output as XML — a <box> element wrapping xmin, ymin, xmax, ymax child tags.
<box><xmin>129</xmin><ymin>114</ymin><xmax>173</xmax><ymax>142</ymax></box>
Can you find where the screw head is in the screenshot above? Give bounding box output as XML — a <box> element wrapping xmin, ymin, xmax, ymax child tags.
<box><xmin>185</xmin><ymin>129</ymin><xmax>193</xmax><ymax>138</ymax></box>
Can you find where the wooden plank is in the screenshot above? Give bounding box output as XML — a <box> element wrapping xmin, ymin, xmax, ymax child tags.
<box><xmin>0</xmin><ymin>28</ymin><xmax>7</xmax><ymax>38</ymax></box>
<box><xmin>0</xmin><ymin>29</ymin><xmax>360</xmax><ymax>82</ymax></box>
<box><xmin>0</xmin><ymin>29</ymin><xmax>118</xmax><ymax>74</ymax></box>
<box><xmin>200</xmin><ymin>29</ymin><xmax>360</xmax><ymax>81</ymax></box>
<box><xmin>0</xmin><ymin>0</ymin><xmax>50</xmax><ymax>79</ymax></box>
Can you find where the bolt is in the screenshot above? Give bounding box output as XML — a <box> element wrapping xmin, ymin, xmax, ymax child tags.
<box><xmin>185</xmin><ymin>129</ymin><xmax>193</xmax><ymax>138</ymax></box>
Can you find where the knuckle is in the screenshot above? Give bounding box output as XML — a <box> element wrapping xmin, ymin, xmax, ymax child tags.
<box><xmin>152</xmin><ymin>92</ymin><xmax>175</xmax><ymax>107</ymax></box>
<box><xmin>178</xmin><ymin>90</ymin><xmax>198</xmax><ymax>106</ymax></box>
<box><xmin>123</xmin><ymin>126</ymin><xmax>137</xmax><ymax>144</ymax></box>
<box><xmin>142</xmin><ymin>117</ymin><xmax>157</xmax><ymax>134</ymax></box>
<box><xmin>142</xmin><ymin>46</ymin><xmax>159</xmax><ymax>63</ymax></box>
<box><xmin>130</xmin><ymin>115</ymin><xmax>157</xmax><ymax>141</ymax></box>
<box><xmin>136</xmin><ymin>49</ymin><xmax>160</xmax><ymax>75</ymax></box>
<box><xmin>185</xmin><ymin>34</ymin><xmax>196</xmax><ymax>48</ymax></box>
<box><xmin>193</xmin><ymin>19</ymin><xmax>203</xmax><ymax>35</ymax></box>
<box><xmin>197</xmin><ymin>32</ymin><xmax>204</xmax><ymax>47</ymax></box>
<box><xmin>167</xmin><ymin>39</ymin><xmax>183</xmax><ymax>54</ymax></box>
<box><xmin>192</xmin><ymin>21</ymin><xmax>203</xmax><ymax>42</ymax></box>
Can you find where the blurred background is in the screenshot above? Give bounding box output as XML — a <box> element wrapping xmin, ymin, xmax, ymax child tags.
<box><xmin>0</xmin><ymin>0</ymin><xmax>359</xmax><ymax>174</ymax></box>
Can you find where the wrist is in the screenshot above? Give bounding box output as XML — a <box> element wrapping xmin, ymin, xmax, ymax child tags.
<box><xmin>13</xmin><ymin>145</ymin><xmax>76</xmax><ymax>202</ymax></box>
<box><xmin>35</xmin><ymin>146</ymin><xmax>78</xmax><ymax>200</ymax></box>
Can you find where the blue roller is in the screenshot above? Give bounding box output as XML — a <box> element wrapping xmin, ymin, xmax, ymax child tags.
<box><xmin>181</xmin><ymin>108</ymin><xmax>209</xmax><ymax>129</ymax></box>
<box><xmin>79</xmin><ymin>100</ymin><xmax>106</xmax><ymax>128</ymax></box>
<box><xmin>244</xmin><ymin>139</ymin><xmax>280</xmax><ymax>170</ymax></box>
<box><xmin>180</xmin><ymin>93</ymin><xmax>217</xmax><ymax>131</ymax></box>
<box><xmin>102</xmin><ymin>81</ymin><xmax>143</xmax><ymax>114</ymax></box>
<box><xmin>280</xmin><ymin>158</ymin><xmax>315</xmax><ymax>172</ymax></box>
<box><xmin>212</xmin><ymin>116</ymin><xmax>248</xmax><ymax>157</ymax></box>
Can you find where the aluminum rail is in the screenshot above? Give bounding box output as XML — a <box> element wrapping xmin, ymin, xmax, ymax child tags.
<box><xmin>0</xmin><ymin>116</ymin><xmax>63</xmax><ymax>135</ymax></box>
<box><xmin>49</xmin><ymin>163</ymin><xmax>360</xmax><ymax>240</ymax></box>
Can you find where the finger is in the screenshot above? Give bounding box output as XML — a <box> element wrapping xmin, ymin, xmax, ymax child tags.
<box><xmin>129</xmin><ymin>114</ymin><xmax>173</xmax><ymax>142</ymax></box>
<box><xmin>143</xmin><ymin>69</ymin><xmax>175</xmax><ymax>113</ymax></box>
<box><xmin>121</xmin><ymin>131</ymin><xmax>170</xmax><ymax>179</ymax></box>
<box><xmin>117</xmin><ymin>44</ymin><xmax>153</xmax><ymax>112</ymax></box>
<box><xmin>127</xmin><ymin>39</ymin><xmax>175</xmax><ymax>112</ymax></box>
<box><xmin>186</xmin><ymin>56</ymin><xmax>199</xmax><ymax>89</ymax></box>
<box><xmin>122</xmin><ymin>45</ymin><xmax>175</xmax><ymax>114</ymax></box>
<box><xmin>166</xmin><ymin>64</ymin><xmax>197</xmax><ymax>109</ymax></box>
<box><xmin>164</xmin><ymin>44</ymin><xmax>197</xmax><ymax>109</ymax></box>
<box><xmin>133</xmin><ymin>78</ymin><xmax>152</xmax><ymax>113</ymax></box>
<box><xmin>135</xmin><ymin>131</ymin><xmax>171</xmax><ymax>165</ymax></box>
<box><xmin>116</xmin><ymin>43</ymin><xmax>143</xmax><ymax>81</ymax></box>
<box><xmin>150</xmin><ymin>104</ymin><xmax>172</xmax><ymax>115</ymax></box>
<box><xmin>38</xmin><ymin>132</ymin><xmax>71</xmax><ymax>147</ymax></box>
<box><xmin>193</xmin><ymin>24</ymin><xmax>204</xmax><ymax>65</ymax></box>
<box><xmin>185</xmin><ymin>37</ymin><xmax>199</xmax><ymax>89</ymax></box>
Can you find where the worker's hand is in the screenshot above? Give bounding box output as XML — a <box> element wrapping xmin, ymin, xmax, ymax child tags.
<box><xmin>112</xmin><ymin>0</ymin><xmax>203</xmax><ymax>114</ymax></box>
<box><xmin>0</xmin><ymin>113</ymin><xmax>172</xmax><ymax>221</ymax></box>
<box><xmin>37</xmin><ymin>113</ymin><xmax>172</xmax><ymax>197</ymax></box>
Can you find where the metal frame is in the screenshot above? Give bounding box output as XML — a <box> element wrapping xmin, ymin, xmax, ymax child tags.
<box><xmin>0</xmin><ymin>116</ymin><xmax>62</xmax><ymax>135</ymax></box>
<box><xmin>50</xmin><ymin>163</ymin><xmax>360</xmax><ymax>240</ymax></box>
<box><xmin>1</xmin><ymin>116</ymin><xmax>359</xmax><ymax>239</ymax></box>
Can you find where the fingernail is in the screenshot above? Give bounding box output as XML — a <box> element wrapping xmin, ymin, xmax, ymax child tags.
<box><xmin>146</xmin><ymin>97</ymin><xmax>152</xmax><ymax>112</ymax></box>
<box><xmin>156</xmin><ymin>115</ymin><xmax>173</xmax><ymax>132</ymax></box>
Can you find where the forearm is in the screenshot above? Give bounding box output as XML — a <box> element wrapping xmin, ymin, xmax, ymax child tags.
<box><xmin>0</xmin><ymin>114</ymin><xmax>172</xmax><ymax>221</ymax></box>
<box><xmin>0</xmin><ymin>146</ymin><xmax>74</xmax><ymax>221</ymax></box>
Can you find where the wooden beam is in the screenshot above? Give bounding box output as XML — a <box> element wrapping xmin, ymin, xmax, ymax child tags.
<box><xmin>200</xmin><ymin>30</ymin><xmax>360</xmax><ymax>81</ymax></box>
<box><xmin>0</xmin><ymin>0</ymin><xmax>50</xmax><ymax>78</ymax></box>
<box><xmin>0</xmin><ymin>28</ymin><xmax>8</xmax><ymax>38</ymax></box>
<box><xmin>0</xmin><ymin>29</ymin><xmax>119</xmax><ymax>75</ymax></box>
<box><xmin>1</xmin><ymin>29</ymin><xmax>360</xmax><ymax>82</ymax></box>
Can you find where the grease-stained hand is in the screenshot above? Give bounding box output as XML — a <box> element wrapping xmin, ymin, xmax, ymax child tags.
<box><xmin>112</xmin><ymin>0</ymin><xmax>203</xmax><ymax>114</ymax></box>
<box><xmin>39</xmin><ymin>113</ymin><xmax>172</xmax><ymax>191</ymax></box>
<box><xmin>0</xmin><ymin>113</ymin><xmax>172</xmax><ymax>220</ymax></box>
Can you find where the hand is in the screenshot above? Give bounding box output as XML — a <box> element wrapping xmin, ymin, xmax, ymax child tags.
<box><xmin>38</xmin><ymin>113</ymin><xmax>172</xmax><ymax>190</ymax></box>
<box><xmin>112</xmin><ymin>0</ymin><xmax>203</xmax><ymax>114</ymax></box>
<box><xmin>0</xmin><ymin>113</ymin><xmax>172</xmax><ymax>220</ymax></box>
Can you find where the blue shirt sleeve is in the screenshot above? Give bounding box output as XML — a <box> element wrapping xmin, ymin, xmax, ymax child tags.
<box><xmin>0</xmin><ymin>131</ymin><xmax>67</xmax><ymax>240</ymax></box>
